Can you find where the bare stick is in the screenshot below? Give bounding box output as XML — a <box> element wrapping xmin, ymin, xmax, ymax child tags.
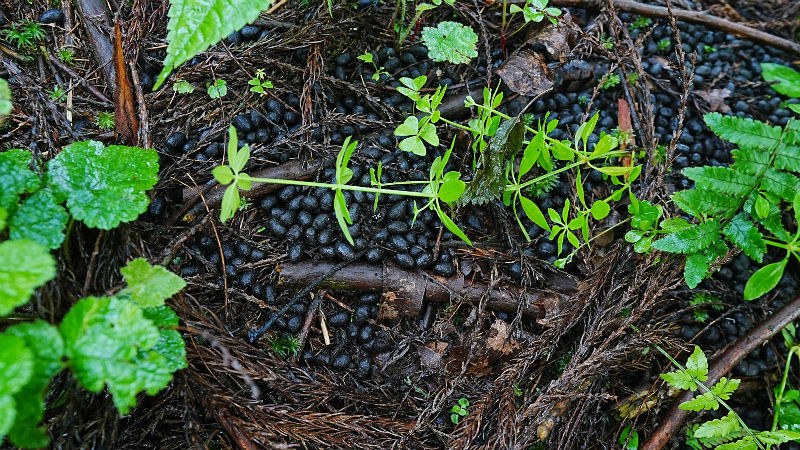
<box><xmin>504</xmin><ymin>0</ymin><xmax>800</xmax><ymax>56</ymax></box>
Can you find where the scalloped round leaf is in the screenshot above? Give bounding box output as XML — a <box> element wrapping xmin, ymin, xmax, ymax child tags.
<box><xmin>421</xmin><ymin>21</ymin><xmax>478</xmax><ymax>64</ymax></box>
<box><xmin>47</xmin><ymin>141</ymin><xmax>159</xmax><ymax>230</ymax></box>
<box><xmin>0</xmin><ymin>240</ymin><xmax>56</xmax><ymax>317</ymax></box>
<box><xmin>143</xmin><ymin>307</ymin><xmax>187</xmax><ymax>373</ymax></box>
<box><xmin>0</xmin><ymin>395</ymin><xmax>15</xmax><ymax>438</ymax></box>
<box><xmin>590</xmin><ymin>200</ymin><xmax>610</xmax><ymax>220</ymax></box>
<box><xmin>9</xmin><ymin>189</ymin><xmax>68</xmax><ymax>249</ymax></box>
<box><xmin>0</xmin><ymin>149</ymin><xmax>40</xmax><ymax>214</ymax></box>
<box><xmin>5</xmin><ymin>320</ymin><xmax>64</xmax><ymax>448</ymax></box>
<box><xmin>59</xmin><ymin>296</ymin><xmax>162</xmax><ymax>414</ymax></box>
<box><xmin>0</xmin><ymin>78</ymin><xmax>11</xmax><ymax>117</ymax></box>
<box><xmin>0</xmin><ymin>333</ymin><xmax>33</xmax><ymax>396</ymax></box>
<box><xmin>120</xmin><ymin>258</ymin><xmax>187</xmax><ymax>308</ymax></box>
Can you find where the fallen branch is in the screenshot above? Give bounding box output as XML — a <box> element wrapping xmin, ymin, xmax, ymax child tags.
<box><xmin>178</xmin><ymin>158</ymin><xmax>325</xmax><ymax>220</ymax></box>
<box><xmin>276</xmin><ymin>261</ymin><xmax>574</xmax><ymax>320</ymax></box>
<box><xmin>643</xmin><ymin>294</ymin><xmax>800</xmax><ymax>450</ymax></box>
<box><xmin>509</xmin><ymin>0</ymin><xmax>800</xmax><ymax>56</ymax></box>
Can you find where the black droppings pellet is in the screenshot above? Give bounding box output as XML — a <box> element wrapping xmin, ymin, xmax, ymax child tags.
<box><xmin>329</xmin><ymin>312</ymin><xmax>350</xmax><ymax>327</ymax></box>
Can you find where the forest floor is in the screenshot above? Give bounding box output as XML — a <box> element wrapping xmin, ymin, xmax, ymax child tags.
<box><xmin>2</xmin><ymin>0</ymin><xmax>800</xmax><ymax>449</ymax></box>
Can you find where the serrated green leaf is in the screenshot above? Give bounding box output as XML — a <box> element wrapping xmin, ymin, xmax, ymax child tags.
<box><xmin>761</xmin><ymin>63</ymin><xmax>800</xmax><ymax>98</ymax></box>
<box><xmin>0</xmin><ymin>395</ymin><xmax>15</xmax><ymax>438</ymax></box>
<box><xmin>60</xmin><ymin>296</ymin><xmax>166</xmax><ymax>414</ymax></box>
<box><xmin>757</xmin><ymin>430</ymin><xmax>800</xmax><ymax>445</ymax></box>
<box><xmin>5</xmin><ymin>320</ymin><xmax>64</xmax><ymax>448</ymax></box>
<box><xmin>682</xmin><ymin>166</ymin><xmax>758</xmax><ymax>197</ymax></box>
<box><xmin>661</xmin><ymin>217</ymin><xmax>690</xmax><ymax>232</ymax></box>
<box><xmin>629</xmin><ymin>199</ymin><xmax>660</xmax><ymax>230</ymax></box>
<box><xmin>142</xmin><ymin>306</ymin><xmax>187</xmax><ymax>373</ymax></box>
<box><xmin>672</xmin><ymin>189</ymin><xmax>740</xmax><ymax>218</ymax></box>
<box><xmin>421</xmin><ymin>21</ymin><xmax>478</xmax><ymax>64</ymax></box>
<box><xmin>0</xmin><ymin>333</ymin><xmax>33</xmax><ymax>397</ymax></box>
<box><xmin>9</xmin><ymin>189</ymin><xmax>68</xmax><ymax>249</ymax></box>
<box><xmin>685</xmin><ymin>251</ymin><xmax>714</xmax><ymax>289</ymax></box>
<box><xmin>653</xmin><ymin>221</ymin><xmax>721</xmax><ymax>254</ymax></box>
<box><xmin>47</xmin><ymin>141</ymin><xmax>159</xmax><ymax>230</ymax></box>
<box><xmin>661</xmin><ymin>369</ymin><xmax>695</xmax><ymax>391</ymax></box>
<box><xmin>155</xmin><ymin>0</ymin><xmax>272</xmax><ymax>89</ymax></box>
<box><xmin>0</xmin><ymin>149</ymin><xmax>41</xmax><ymax>214</ymax></box>
<box><xmin>685</xmin><ymin>345</ymin><xmax>708</xmax><ymax>379</ymax></box>
<box><xmin>0</xmin><ymin>240</ymin><xmax>55</xmax><ymax>317</ymax></box>
<box><xmin>744</xmin><ymin>258</ymin><xmax>787</xmax><ymax>300</ymax></box>
<box><xmin>704</xmin><ymin>112</ymin><xmax>782</xmax><ymax>149</ymax></box>
<box><xmin>0</xmin><ymin>78</ymin><xmax>11</xmax><ymax>117</ymax></box>
<box><xmin>694</xmin><ymin>411</ymin><xmax>741</xmax><ymax>439</ymax></box>
<box><xmin>722</xmin><ymin>213</ymin><xmax>766</xmax><ymax>262</ymax></box>
<box><xmin>119</xmin><ymin>258</ymin><xmax>186</xmax><ymax>308</ymax></box>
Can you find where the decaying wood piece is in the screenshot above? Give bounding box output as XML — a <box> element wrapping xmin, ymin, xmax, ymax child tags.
<box><xmin>643</xmin><ymin>294</ymin><xmax>800</xmax><ymax>450</ymax></box>
<box><xmin>276</xmin><ymin>261</ymin><xmax>575</xmax><ymax>320</ymax></box>
<box><xmin>74</xmin><ymin>0</ymin><xmax>115</xmax><ymax>89</ymax></box>
<box><xmin>113</xmin><ymin>20</ymin><xmax>139</xmax><ymax>145</ymax></box>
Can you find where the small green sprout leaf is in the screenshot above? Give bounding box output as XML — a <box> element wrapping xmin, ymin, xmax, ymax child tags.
<box><xmin>421</xmin><ymin>21</ymin><xmax>478</xmax><ymax>64</ymax></box>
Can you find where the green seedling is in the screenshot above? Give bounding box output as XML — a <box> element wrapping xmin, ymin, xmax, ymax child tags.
<box><xmin>600</xmin><ymin>73</ymin><xmax>621</xmax><ymax>90</ymax></box>
<box><xmin>207</xmin><ymin>79</ymin><xmax>227</xmax><ymax>99</ymax></box>
<box><xmin>629</xmin><ymin>16</ymin><xmax>652</xmax><ymax>30</ymax></box>
<box><xmin>173</xmin><ymin>79</ymin><xmax>195</xmax><ymax>94</ymax></box>
<box><xmin>213</xmin><ymin>125</ymin><xmax>471</xmax><ymax>246</ymax></box>
<box><xmin>357</xmin><ymin>52</ymin><xmax>390</xmax><ymax>82</ymax></box>
<box><xmin>266</xmin><ymin>335</ymin><xmax>301</xmax><ymax>358</ymax></box>
<box><xmin>4</xmin><ymin>20</ymin><xmax>45</xmax><ymax>50</ymax></box>
<box><xmin>48</xmin><ymin>84</ymin><xmax>66</xmax><ymax>102</ymax></box>
<box><xmin>95</xmin><ymin>111</ymin><xmax>115</xmax><ymax>131</ymax></box>
<box><xmin>657</xmin><ymin>38</ymin><xmax>671</xmax><ymax>51</ymax></box>
<box><xmin>450</xmin><ymin>397</ymin><xmax>469</xmax><ymax>424</ymax></box>
<box><xmin>57</xmin><ymin>48</ymin><xmax>75</xmax><ymax>65</ymax></box>
<box><xmin>248</xmin><ymin>69</ymin><xmax>273</xmax><ymax>95</ymax></box>
<box><xmin>509</xmin><ymin>0</ymin><xmax>562</xmax><ymax>26</ymax></box>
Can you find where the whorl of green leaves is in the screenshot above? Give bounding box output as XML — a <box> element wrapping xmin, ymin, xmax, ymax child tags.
<box><xmin>653</xmin><ymin>113</ymin><xmax>800</xmax><ymax>298</ymax></box>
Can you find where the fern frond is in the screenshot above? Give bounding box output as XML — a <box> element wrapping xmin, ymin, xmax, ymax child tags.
<box><xmin>704</xmin><ymin>113</ymin><xmax>782</xmax><ymax>149</ymax></box>
<box><xmin>682</xmin><ymin>167</ymin><xmax>759</xmax><ymax>197</ymax></box>
<box><xmin>672</xmin><ymin>189</ymin><xmax>741</xmax><ymax>217</ymax></box>
<box><xmin>760</xmin><ymin>168</ymin><xmax>800</xmax><ymax>202</ymax></box>
<box><xmin>698</xmin><ymin>429</ymin><xmax>748</xmax><ymax>448</ymax></box>
<box><xmin>653</xmin><ymin>220</ymin><xmax>722</xmax><ymax>254</ymax></box>
<box><xmin>695</xmin><ymin>411</ymin><xmax>741</xmax><ymax>440</ymax></box>
<box><xmin>775</xmin><ymin>144</ymin><xmax>800</xmax><ymax>172</ymax></box>
<box><xmin>722</xmin><ymin>214</ymin><xmax>766</xmax><ymax>262</ymax></box>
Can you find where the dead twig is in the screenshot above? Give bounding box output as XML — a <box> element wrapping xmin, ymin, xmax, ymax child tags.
<box><xmin>502</xmin><ymin>0</ymin><xmax>800</xmax><ymax>56</ymax></box>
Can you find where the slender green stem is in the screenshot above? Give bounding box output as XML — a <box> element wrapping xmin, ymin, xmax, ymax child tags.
<box><xmin>439</xmin><ymin>117</ymin><xmax>477</xmax><ymax>133</ymax></box>
<box><xmin>769</xmin><ymin>346</ymin><xmax>800</xmax><ymax>450</ymax></box>
<box><xmin>241</xmin><ymin>176</ymin><xmax>434</xmax><ymax>198</ymax></box>
<box><xmin>509</xmin><ymin>160</ymin><xmax>584</xmax><ymax>191</ymax></box>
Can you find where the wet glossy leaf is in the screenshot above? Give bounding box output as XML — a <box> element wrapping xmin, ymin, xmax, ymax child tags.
<box><xmin>422</xmin><ymin>21</ymin><xmax>478</xmax><ymax>64</ymax></box>
<box><xmin>47</xmin><ymin>141</ymin><xmax>159</xmax><ymax>230</ymax></box>
<box><xmin>9</xmin><ymin>189</ymin><xmax>68</xmax><ymax>249</ymax></box>
<box><xmin>120</xmin><ymin>258</ymin><xmax>186</xmax><ymax>308</ymax></box>
<box><xmin>744</xmin><ymin>258</ymin><xmax>788</xmax><ymax>300</ymax></box>
<box><xmin>0</xmin><ymin>240</ymin><xmax>55</xmax><ymax>317</ymax></box>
